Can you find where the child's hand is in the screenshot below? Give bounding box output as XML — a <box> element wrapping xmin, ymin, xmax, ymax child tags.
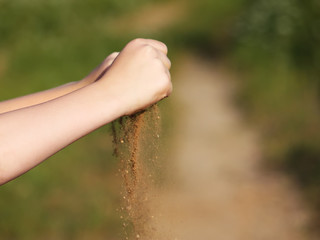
<box><xmin>81</xmin><ymin>52</ymin><xmax>120</xmax><ymax>85</ymax></box>
<box><xmin>100</xmin><ymin>38</ymin><xmax>172</xmax><ymax>116</ymax></box>
<box><xmin>0</xmin><ymin>39</ymin><xmax>171</xmax><ymax>185</ymax></box>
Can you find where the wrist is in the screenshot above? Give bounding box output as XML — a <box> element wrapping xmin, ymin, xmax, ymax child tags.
<box><xmin>91</xmin><ymin>80</ymin><xmax>127</xmax><ymax>121</ymax></box>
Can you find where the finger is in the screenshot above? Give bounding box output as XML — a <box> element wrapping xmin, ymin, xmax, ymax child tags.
<box><xmin>164</xmin><ymin>67</ymin><xmax>171</xmax><ymax>84</ymax></box>
<box><xmin>94</xmin><ymin>52</ymin><xmax>120</xmax><ymax>82</ymax></box>
<box><xmin>157</xmin><ymin>51</ymin><xmax>171</xmax><ymax>69</ymax></box>
<box><xmin>167</xmin><ymin>81</ymin><xmax>173</xmax><ymax>96</ymax></box>
<box><xmin>103</xmin><ymin>52</ymin><xmax>119</xmax><ymax>67</ymax></box>
<box><xmin>161</xmin><ymin>77</ymin><xmax>172</xmax><ymax>99</ymax></box>
<box><xmin>106</xmin><ymin>52</ymin><xmax>120</xmax><ymax>60</ymax></box>
<box><xmin>162</xmin><ymin>67</ymin><xmax>172</xmax><ymax>96</ymax></box>
<box><xmin>137</xmin><ymin>38</ymin><xmax>168</xmax><ymax>54</ymax></box>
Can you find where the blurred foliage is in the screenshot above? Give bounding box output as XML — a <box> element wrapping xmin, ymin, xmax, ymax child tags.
<box><xmin>162</xmin><ymin>0</ymin><xmax>248</xmax><ymax>57</ymax></box>
<box><xmin>165</xmin><ymin>0</ymin><xmax>320</xmax><ymax>231</ymax></box>
<box><xmin>0</xmin><ymin>0</ymin><xmax>157</xmax><ymax>99</ymax></box>
<box><xmin>1</xmin><ymin>0</ymin><xmax>320</xmax><ymax>238</ymax></box>
<box><xmin>232</xmin><ymin>0</ymin><xmax>320</xmax><ymax>230</ymax></box>
<box><xmin>234</xmin><ymin>0</ymin><xmax>320</xmax><ymax>81</ymax></box>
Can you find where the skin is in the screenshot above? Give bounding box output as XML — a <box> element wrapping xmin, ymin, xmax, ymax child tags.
<box><xmin>0</xmin><ymin>38</ymin><xmax>172</xmax><ymax>185</ymax></box>
<box><xmin>0</xmin><ymin>52</ymin><xmax>120</xmax><ymax>114</ymax></box>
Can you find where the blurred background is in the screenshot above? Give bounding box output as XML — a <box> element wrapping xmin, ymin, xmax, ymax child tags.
<box><xmin>0</xmin><ymin>0</ymin><xmax>319</xmax><ymax>239</ymax></box>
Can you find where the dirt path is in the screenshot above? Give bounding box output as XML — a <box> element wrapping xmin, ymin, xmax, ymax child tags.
<box><xmin>148</xmin><ymin>55</ymin><xmax>314</xmax><ymax>240</ymax></box>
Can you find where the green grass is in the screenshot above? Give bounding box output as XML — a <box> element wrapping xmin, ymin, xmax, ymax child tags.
<box><xmin>1</xmin><ymin>0</ymin><xmax>320</xmax><ymax>237</ymax></box>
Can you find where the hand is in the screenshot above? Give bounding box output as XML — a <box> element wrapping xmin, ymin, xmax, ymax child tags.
<box><xmin>80</xmin><ymin>52</ymin><xmax>120</xmax><ymax>85</ymax></box>
<box><xmin>100</xmin><ymin>38</ymin><xmax>172</xmax><ymax>116</ymax></box>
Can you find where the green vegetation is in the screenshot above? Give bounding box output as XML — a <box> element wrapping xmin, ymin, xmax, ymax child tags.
<box><xmin>1</xmin><ymin>0</ymin><xmax>320</xmax><ymax>238</ymax></box>
<box><xmin>233</xmin><ymin>0</ymin><xmax>320</xmax><ymax>230</ymax></box>
<box><xmin>175</xmin><ymin>0</ymin><xmax>320</xmax><ymax>230</ymax></box>
<box><xmin>165</xmin><ymin>0</ymin><xmax>320</xmax><ymax>232</ymax></box>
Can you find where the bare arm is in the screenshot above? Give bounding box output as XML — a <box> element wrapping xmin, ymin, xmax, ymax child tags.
<box><xmin>0</xmin><ymin>39</ymin><xmax>172</xmax><ymax>185</ymax></box>
<box><xmin>0</xmin><ymin>52</ymin><xmax>119</xmax><ymax>114</ymax></box>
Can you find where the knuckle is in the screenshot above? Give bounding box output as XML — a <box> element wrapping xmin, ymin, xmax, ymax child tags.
<box><xmin>130</xmin><ymin>38</ymin><xmax>144</xmax><ymax>47</ymax></box>
<box><xmin>153</xmin><ymin>58</ymin><xmax>164</xmax><ymax>68</ymax></box>
<box><xmin>161</xmin><ymin>42</ymin><xmax>168</xmax><ymax>53</ymax></box>
<box><xmin>166</xmin><ymin>58</ymin><xmax>172</xmax><ymax>69</ymax></box>
<box><xmin>134</xmin><ymin>38</ymin><xmax>144</xmax><ymax>43</ymax></box>
<box><xmin>141</xmin><ymin>44</ymin><xmax>157</xmax><ymax>56</ymax></box>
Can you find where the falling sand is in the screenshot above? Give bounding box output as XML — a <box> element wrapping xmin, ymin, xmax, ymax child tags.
<box><xmin>111</xmin><ymin>105</ymin><xmax>161</xmax><ymax>240</ymax></box>
<box><xmin>111</xmin><ymin>54</ymin><xmax>315</xmax><ymax>240</ymax></box>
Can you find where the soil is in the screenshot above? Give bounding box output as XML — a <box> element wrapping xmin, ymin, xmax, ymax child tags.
<box><xmin>112</xmin><ymin>105</ymin><xmax>161</xmax><ymax>240</ymax></box>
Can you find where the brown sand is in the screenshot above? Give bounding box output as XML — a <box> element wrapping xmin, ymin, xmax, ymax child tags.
<box><xmin>112</xmin><ymin>105</ymin><xmax>161</xmax><ymax>240</ymax></box>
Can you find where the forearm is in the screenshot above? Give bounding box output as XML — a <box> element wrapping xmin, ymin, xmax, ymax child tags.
<box><xmin>0</xmin><ymin>38</ymin><xmax>172</xmax><ymax>186</ymax></box>
<box><xmin>0</xmin><ymin>80</ymin><xmax>88</xmax><ymax>114</ymax></box>
<box><xmin>0</xmin><ymin>52</ymin><xmax>119</xmax><ymax>114</ymax></box>
<box><xmin>0</xmin><ymin>81</ymin><xmax>122</xmax><ymax>185</ymax></box>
